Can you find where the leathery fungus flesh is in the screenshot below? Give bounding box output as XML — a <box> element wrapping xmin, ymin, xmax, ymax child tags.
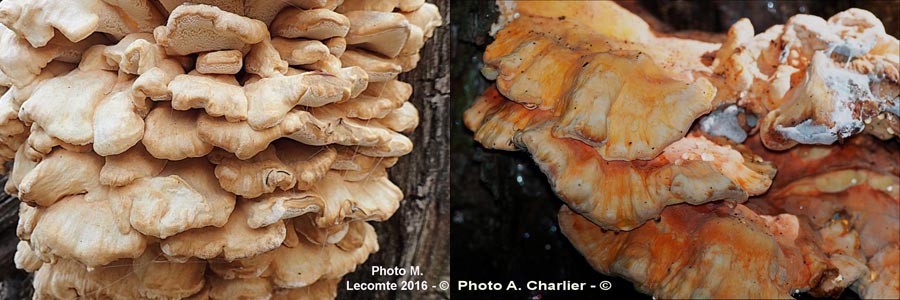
<box><xmin>1</xmin><ymin>0</ymin><xmax>441</xmax><ymax>298</ymax></box>
<box><xmin>466</xmin><ymin>1</ymin><xmax>898</xmax><ymax>298</ymax></box>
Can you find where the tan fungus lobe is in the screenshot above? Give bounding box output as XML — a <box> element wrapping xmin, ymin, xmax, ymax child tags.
<box><xmin>402</xmin><ymin>3</ymin><xmax>442</xmax><ymax>40</ymax></box>
<box><xmin>325</xmin><ymin>79</ymin><xmax>413</xmax><ymax>120</ymax></box>
<box><xmin>325</xmin><ymin>37</ymin><xmax>348</xmax><ymax>57</ymax></box>
<box><xmin>335</xmin><ymin>219</ymin><xmax>370</xmax><ymax>251</ymax></box>
<box><xmin>99</xmin><ymin>142</ymin><xmax>167</xmax><ymax>187</ymax></box>
<box><xmin>0</xmin><ymin>25</ymin><xmax>103</xmax><ymax>89</ymax></box>
<box><xmin>337</xmin><ymin>0</ymin><xmax>425</xmax><ymax>13</ymax></box>
<box><xmin>208</xmin><ymin>276</ymin><xmax>273</xmax><ymax>300</ymax></box>
<box><xmin>101</xmin><ymin>33</ymin><xmax>158</xmax><ymax>74</ymax></box>
<box><xmin>23</xmin><ymin>124</ymin><xmax>92</xmax><ymax>162</ymax></box>
<box><xmin>15</xmin><ymin>202</ymin><xmax>39</xmax><ymax>241</ymax></box>
<box><xmin>274</xmin><ymin>140</ymin><xmax>337</xmax><ymax>190</ymax></box>
<box><xmin>0</xmin><ymin>0</ymin><xmax>164</xmax><ymax>48</ymax></box>
<box><xmin>309</xmin><ymin>171</ymin><xmax>403</xmax><ymax>227</ymax></box>
<box><xmin>132</xmin><ymin>247</ymin><xmax>207</xmax><ymax>300</ymax></box>
<box><xmin>272</xmin><ymin>37</ymin><xmax>331</xmax><ymax>66</ymax></box>
<box><xmin>78</xmin><ymin>44</ymin><xmax>119</xmax><ymax>72</ymax></box>
<box><xmin>381</xmin><ymin>101</ymin><xmax>421</xmax><ymax>133</ymax></box>
<box><xmin>560</xmin><ymin>204</ymin><xmax>835</xmax><ymax>299</ymax></box>
<box><xmin>131</xmin><ymin>53</ymin><xmax>186</xmax><ymax>104</ymax></box>
<box><xmin>208</xmin><ymin>147</ymin><xmax>296</xmax><ymax>198</ymax></box>
<box><xmin>344</xmin><ymin>11</ymin><xmax>411</xmax><ymax>58</ymax></box>
<box><xmin>208</xmin><ymin>249</ymin><xmax>276</xmax><ymax>280</ymax></box>
<box><xmin>18</xmin><ymin>68</ymin><xmax>118</xmax><ymax>146</ymax></box>
<box><xmin>244</xmin><ymin>37</ymin><xmax>290</xmax><ymax>78</ymax></box>
<box><xmin>246</xmin><ymin>167</ymin><xmax>405</xmax><ymax>228</ymax></box>
<box><xmin>0</xmin><ymin>62</ymin><xmax>76</xmax><ymax>139</ymax></box>
<box><xmin>244</xmin><ymin>0</ymin><xmax>344</xmax><ymax>25</ymax></box>
<box><xmin>271</xmin><ymin>8</ymin><xmax>350</xmax><ymax>40</ymax></box>
<box><xmin>33</xmin><ymin>258</ymin><xmax>142</xmax><ymax>300</ymax></box>
<box><xmin>553</xmin><ymin>51</ymin><xmax>716</xmax><ymax>161</ymax></box>
<box><xmin>0</xmin><ymin>132</ymin><xmax>24</xmax><ymax>162</ymax></box>
<box><xmin>300</xmin><ymin>106</ymin><xmax>402</xmax><ymax>149</ymax></box>
<box><xmin>196</xmin><ymin>50</ymin><xmax>244</xmax><ymax>74</ymax></box>
<box><xmin>122</xmin><ymin>158</ymin><xmax>237</xmax><ymax>239</ymax></box>
<box><xmin>92</xmin><ymin>78</ymin><xmax>147</xmax><ymax>156</ymax></box>
<box><xmin>4</xmin><ymin>144</ymin><xmax>36</xmax><ymax>197</ymax></box>
<box><xmin>157</xmin><ymin>0</ymin><xmax>244</xmax><ymax>15</ymax></box>
<box><xmin>270</xmin><ymin>221</ymin><xmax>378</xmax><ymax>288</ymax></box>
<box><xmin>340</xmin><ymin>48</ymin><xmax>403</xmax><ymax>82</ymax></box>
<box><xmin>245</xmin><ymin>71</ymin><xmax>353</xmax><ymax>129</ymax></box>
<box><xmin>168</xmin><ymin>71</ymin><xmax>249</xmax><ymax>122</ymax></box>
<box><xmin>246</xmin><ymin>169</ymin><xmax>404</xmax><ymax>230</ymax></box>
<box><xmin>196</xmin><ymin>109</ymin><xmax>330</xmax><ymax>160</ymax></box>
<box><xmin>142</xmin><ymin>103</ymin><xmax>214</xmax><ymax>160</ymax></box>
<box><xmin>154</xmin><ymin>4</ymin><xmax>268</xmax><ymax>56</ymax></box>
<box><xmin>18</xmin><ymin>149</ymin><xmax>104</xmax><ymax>207</ymax></box>
<box><xmin>518</xmin><ymin>124</ymin><xmax>772</xmax><ymax>230</ymax></box>
<box><xmin>32</xmin><ymin>250</ymin><xmax>206</xmax><ymax>300</ymax></box>
<box><xmin>29</xmin><ymin>195</ymin><xmax>148</xmax><ymax>267</ymax></box>
<box><xmin>246</xmin><ymin>191</ymin><xmax>324</xmax><ymax>229</ymax></box>
<box><xmin>481</xmin><ymin>9</ymin><xmax>718</xmax><ymax>160</ymax></box>
<box><xmin>352</xmin><ymin>127</ymin><xmax>414</xmax><ymax>157</ymax></box>
<box><xmin>294</xmin><ymin>215</ymin><xmax>350</xmax><ymax>245</ymax></box>
<box><xmin>332</xmin><ymin>147</ymin><xmax>399</xmax><ymax>182</ymax></box>
<box><xmin>13</xmin><ymin>241</ymin><xmax>41</xmax><ymax>272</ymax></box>
<box><xmin>282</xmin><ymin>218</ymin><xmax>302</xmax><ymax>248</ymax></box>
<box><xmin>160</xmin><ymin>200</ymin><xmax>286</xmax><ymax>262</ymax></box>
<box><xmin>272</xmin><ymin>279</ymin><xmax>340</xmax><ymax>300</ymax></box>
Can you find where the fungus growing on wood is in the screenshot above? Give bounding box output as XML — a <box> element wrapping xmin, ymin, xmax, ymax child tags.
<box><xmin>1</xmin><ymin>0</ymin><xmax>441</xmax><ymax>298</ymax></box>
<box><xmin>466</xmin><ymin>1</ymin><xmax>898</xmax><ymax>298</ymax></box>
<box><xmin>711</xmin><ymin>9</ymin><xmax>900</xmax><ymax>148</ymax></box>
<box><xmin>465</xmin><ymin>86</ymin><xmax>775</xmax><ymax>230</ymax></box>
<box><xmin>559</xmin><ymin>204</ymin><xmax>836</xmax><ymax>299</ymax></box>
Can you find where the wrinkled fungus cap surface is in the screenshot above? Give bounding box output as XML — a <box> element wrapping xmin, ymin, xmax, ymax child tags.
<box><xmin>465</xmin><ymin>86</ymin><xmax>774</xmax><ymax>230</ymax></box>
<box><xmin>560</xmin><ymin>204</ymin><xmax>835</xmax><ymax>299</ymax></box>
<box><xmin>154</xmin><ymin>4</ymin><xmax>268</xmax><ymax>56</ymax></box>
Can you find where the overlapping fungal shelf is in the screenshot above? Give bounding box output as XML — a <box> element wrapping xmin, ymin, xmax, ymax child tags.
<box><xmin>465</xmin><ymin>1</ymin><xmax>898</xmax><ymax>298</ymax></box>
<box><xmin>0</xmin><ymin>0</ymin><xmax>440</xmax><ymax>299</ymax></box>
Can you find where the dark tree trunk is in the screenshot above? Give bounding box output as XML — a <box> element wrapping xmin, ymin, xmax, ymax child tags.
<box><xmin>0</xmin><ymin>175</ymin><xmax>33</xmax><ymax>299</ymax></box>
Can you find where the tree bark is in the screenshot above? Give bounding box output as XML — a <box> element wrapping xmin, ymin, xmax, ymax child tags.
<box><xmin>0</xmin><ymin>0</ymin><xmax>450</xmax><ymax>298</ymax></box>
<box><xmin>0</xmin><ymin>175</ymin><xmax>33</xmax><ymax>299</ymax></box>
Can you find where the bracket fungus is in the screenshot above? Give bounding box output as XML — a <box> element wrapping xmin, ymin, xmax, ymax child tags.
<box><xmin>710</xmin><ymin>8</ymin><xmax>900</xmax><ymax>148</ymax></box>
<box><xmin>466</xmin><ymin>1</ymin><xmax>898</xmax><ymax>298</ymax></box>
<box><xmin>2</xmin><ymin>0</ymin><xmax>441</xmax><ymax>298</ymax></box>
<box><xmin>465</xmin><ymin>85</ymin><xmax>775</xmax><ymax>230</ymax></box>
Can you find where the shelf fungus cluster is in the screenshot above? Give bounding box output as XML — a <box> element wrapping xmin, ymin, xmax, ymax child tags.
<box><xmin>466</xmin><ymin>1</ymin><xmax>898</xmax><ymax>299</ymax></box>
<box><xmin>0</xmin><ymin>0</ymin><xmax>440</xmax><ymax>299</ymax></box>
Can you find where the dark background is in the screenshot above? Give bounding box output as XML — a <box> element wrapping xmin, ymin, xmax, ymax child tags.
<box><xmin>450</xmin><ymin>1</ymin><xmax>899</xmax><ymax>300</ymax></box>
